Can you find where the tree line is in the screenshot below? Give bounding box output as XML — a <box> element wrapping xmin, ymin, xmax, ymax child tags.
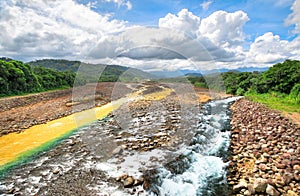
<box><xmin>221</xmin><ymin>59</ymin><xmax>300</xmax><ymax>102</ymax></box>
<box><xmin>0</xmin><ymin>60</ymin><xmax>81</xmax><ymax>96</ymax></box>
<box><xmin>186</xmin><ymin>59</ymin><xmax>299</xmax><ymax>103</ymax></box>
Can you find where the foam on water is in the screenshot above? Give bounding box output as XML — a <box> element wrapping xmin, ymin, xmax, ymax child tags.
<box><xmin>148</xmin><ymin>96</ymin><xmax>241</xmax><ymax>196</ymax></box>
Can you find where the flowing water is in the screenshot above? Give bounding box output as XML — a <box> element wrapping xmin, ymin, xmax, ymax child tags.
<box><xmin>146</xmin><ymin>97</ymin><xmax>241</xmax><ymax>196</ymax></box>
<box><xmin>0</xmin><ymin>89</ymin><xmax>240</xmax><ymax>195</ymax></box>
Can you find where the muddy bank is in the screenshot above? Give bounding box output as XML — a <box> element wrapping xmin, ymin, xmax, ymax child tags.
<box><xmin>228</xmin><ymin>99</ymin><xmax>300</xmax><ymax>195</ymax></box>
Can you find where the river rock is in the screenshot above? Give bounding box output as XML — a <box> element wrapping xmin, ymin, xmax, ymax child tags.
<box><xmin>233</xmin><ymin>180</ymin><xmax>248</xmax><ymax>193</ymax></box>
<box><xmin>123</xmin><ymin>176</ymin><xmax>134</xmax><ymax>188</ymax></box>
<box><xmin>266</xmin><ymin>184</ymin><xmax>280</xmax><ymax>196</ymax></box>
<box><xmin>253</xmin><ymin>178</ymin><xmax>268</xmax><ymax>193</ymax></box>
<box><xmin>52</xmin><ymin>167</ymin><xmax>60</xmax><ymax>174</ymax></box>
<box><xmin>112</xmin><ymin>146</ymin><xmax>123</xmax><ymax>155</ymax></box>
<box><xmin>287</xmin><ymin>190</ymin><xmax>298</xmax><ymax>196</ymax></box>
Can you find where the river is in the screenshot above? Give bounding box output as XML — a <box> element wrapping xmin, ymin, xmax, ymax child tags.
<box><xmin>0</xmin><ymin>87</ymin><xmax>240</xmax><ymax>195</ymax></box>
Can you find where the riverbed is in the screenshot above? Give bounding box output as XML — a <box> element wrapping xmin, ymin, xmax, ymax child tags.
<box><xmin>0</xmin><ymin>85</ymin><xmax>238</xmax><ymax>195</ymax></box>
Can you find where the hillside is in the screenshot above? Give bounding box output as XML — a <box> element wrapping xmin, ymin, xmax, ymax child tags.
<box><xmin>28</xmin><ymin>59</ymin><xmax>154</xmax><ymax>82</ymax></box>
<box><xmin>0</xmin><ymin>59</ymin><xmax>77</xmax><ymax>96</ymax></box>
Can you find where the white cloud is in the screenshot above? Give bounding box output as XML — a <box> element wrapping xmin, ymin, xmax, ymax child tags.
<box><xmin>104</xmin><ymin>0</ymin><xmax>132</xmax><ymax>10</ymax></box>
<box><xmin>199</xmin><ymin>10</ymin><xmax>249</xmax><ymax>48</ymax></box>
<box><xmin>247</xmin><ymin>32</ymin><xmax>290</xmax><ymax>63</ymax></box>
<box><xmin>201</xmin><ymin>0</ymin><xmax>213</xmax><ymax>10</ymax></box>
<box><xmin>1</xmin><ymin>1</ymin><xmax>299</xmax><ymax>71</ymax></box>
<box><xmin>0</xmin><ymin>0</ymin><xmax>126</xmax><ymax>60</ymax></box>
<box><xmin>286</xmin><ymin>0</ymin><xmax>300</xmax><ymax>34</ymax></box>
<box><xmin>158</xmin><ymin>9</ymin><xmax>201</xmax><ymax>37</ymax></box>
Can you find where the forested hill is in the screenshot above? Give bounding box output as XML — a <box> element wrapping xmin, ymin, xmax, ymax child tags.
<box><xmin>0</xmin><ymin>59</ymin><xmax>77</xmax><ymax>96</ymax></box>
<box><xmin>0</xmin><ymin>58</ymin><xmax>154</xmax><ymax>97</ymax></box>
<box><xmin>222</xmin><ymin>59</ymin><xmax>300</xmax><ymax>96</ymax></box>
<box><xmin>28</xmin><ymin>59</ymin><xmax>154</xmax><ymax>82</ymax></box>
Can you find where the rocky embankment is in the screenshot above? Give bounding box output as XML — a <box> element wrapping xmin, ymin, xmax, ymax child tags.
<box><xmin>228</xmin><ymin>99</ymin><xmax>300</xmax><ymax>196</ymax></box>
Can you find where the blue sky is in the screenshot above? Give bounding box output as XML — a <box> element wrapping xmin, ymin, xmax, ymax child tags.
<box><xmin>77</xmin><ymin>0</ymin><xmax>296</xmax><ymax>41</ymax></box>
<box><xmin>0</xmin><ymin>0</ymin><xmax>299</xmax><ymax>70</ymax></box>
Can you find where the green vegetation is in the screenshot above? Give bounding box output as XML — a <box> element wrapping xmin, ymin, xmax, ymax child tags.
<box><xmin>0</xmin><ymin>60</ymin><xmax>78</xmax><ymax>97</ymax></box>
<box><xmin>0</xmin><ymin>58</ymin><xmax>154</xmax><ymax>97</ymax></box>
<box><xmin>245</xmin><ymin>91</ymin><xmax>300</xmax><ymax>112</ymax></box>
<box><xmin>28</xmin><ymin>59</ymin><xmax>153</xmax><ymax>83</ymax></box>
<box><xmin>221</xmin><ymin>60</ymin><xmax>300</xmax><ymax>112</ymax></box>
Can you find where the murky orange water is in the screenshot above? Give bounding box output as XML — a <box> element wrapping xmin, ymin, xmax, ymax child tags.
<box><xmin>0</xmin><ymin>87</ymin><xmax>173</xmax><ymax>170</ymax></box>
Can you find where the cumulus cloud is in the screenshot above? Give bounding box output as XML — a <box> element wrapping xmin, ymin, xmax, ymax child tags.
<box><xmin>158</xmin><ymin>9</ymin><xmax>201</xmax><ymax>37</ymax></box>
<box><xmin>0</xmin><ymin>0</ymin><xmax>126</xmax><ymax>60</ymax></box>
<box><xmin>247</xmin><ymin>32</ymin><xmax>290</xmax><ymax>63</ymax></box>
<box><xmin>199</xmin><ymin>10</ymin><xmax>249</xmax><ymax>48</ymax></box>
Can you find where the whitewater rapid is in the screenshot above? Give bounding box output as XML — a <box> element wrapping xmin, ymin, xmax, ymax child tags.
<box><xmin>147</xmin><ymin>97</ymin><xmax>242</xmax><ymax>196</ymax></box>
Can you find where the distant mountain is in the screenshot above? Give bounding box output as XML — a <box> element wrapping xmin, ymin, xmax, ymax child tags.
<box><xmin>184</xmin><ymin>73</ymin><xmax>203</xmax><ymax>77</ymax></box>
<box><xmin>201</xmin><ymin>67</ymin><xmax>269</xmax><ymax>75</ymax></box>
<box><xmin>149</xmin><ymin>69</ymin><xmax>204</xmax><ymax>78</ymax></box>
<box><xmin>0</xmin><ymin>57</ymin><xmax>14</xmax><ymax>62</ymax></box>
<box><xmin>28</xmin><ymin>59</ymin><xmax>154</xmax><ymax>82</ymax></box>
<box><xmin>150</xmin><ymin>67</ymin><xmax>269</xmax><ymax>78</ymax></box>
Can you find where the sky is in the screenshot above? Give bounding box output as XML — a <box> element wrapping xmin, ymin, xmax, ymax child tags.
<box><xmin>0</xmin><ymin>0</ymin><xmax>300</xmax><ymax>71</ymax></box>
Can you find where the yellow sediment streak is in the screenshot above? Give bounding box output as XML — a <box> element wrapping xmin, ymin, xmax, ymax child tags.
<box><xmin>0</xmin><ymin>87</ymin><xmax>173</xmax><ymax>168</ymax></box>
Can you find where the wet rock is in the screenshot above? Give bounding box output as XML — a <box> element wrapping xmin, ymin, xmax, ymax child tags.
<box><xmin>52</xmin><ymin>167</ymin><xmax>60</xmax><ymax>174</ymax></box>
<box><xmin>233</xmin><ymin>181</ymin><xmax>248</xmax><ymax>193</ymax></box>
<box><xmin>123</xmin><ymin>176</ymin><xmax>134</xmax><ymax>188</ymax></box>
<box><xmin>133</xmin><ymin>178</ymin><xmax>144</xmax><ymax>186</ymax></box>
<box><xmin>143</xmin><ymin>180</ymin><xmax>150</xmax><ymax>190</ymax></box>
<box><xmin>116</xmin><ymin>174</ymin><xmax>128</xmax><ymax>182</ymax></box>
<box><xmin>112</xmin><ymin>146</ymin><xmax>123</xmax><ymax>155</ymax></box>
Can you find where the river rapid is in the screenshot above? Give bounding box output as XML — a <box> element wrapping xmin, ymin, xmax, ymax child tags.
<box><xmin>0</xmin><ymin>89</ymin><xmax>240</xmax><ymax>195</ymax></box>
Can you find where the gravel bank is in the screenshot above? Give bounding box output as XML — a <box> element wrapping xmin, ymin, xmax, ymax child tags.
<box><xmin>228</xmin><ymin>98</ymin><xmax>300</xmax><ymax>196</ymax></box>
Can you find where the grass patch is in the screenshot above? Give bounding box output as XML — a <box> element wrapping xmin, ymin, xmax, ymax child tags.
<box><xmin>245</xmin><ymin>91</ymin><xmax>300</xmax><ymax>113</ymax></box>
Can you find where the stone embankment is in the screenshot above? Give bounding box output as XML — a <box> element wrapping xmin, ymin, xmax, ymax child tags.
<box><xmin>228</xmin><ymin>99</ymin><xmax>300</xmax><ymax>196</ymax></box>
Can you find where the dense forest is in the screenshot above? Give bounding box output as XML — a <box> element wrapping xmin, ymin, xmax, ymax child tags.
<box><xmin>222</xmin><ymin>60</ymin><xmax>300</xmax><ymax>96</ymax></box>
<box><xmin>28</xmin><ymin>59</ymin><xmax>153</xmax><ymax>83</ymax></box>
<box><xmin>0</xmin><ymin>58</ymin><xmax>154</xmax><ymax>97</ymax></box>
<box><xmin>186</xmin><ymin>59</ymin><xmax>300</xmax><ymax>108</ymax></box>
<box><xmin>0</xmin><ymin>60</ymin><xmax>79</xmax><ymax>96</ymax></box>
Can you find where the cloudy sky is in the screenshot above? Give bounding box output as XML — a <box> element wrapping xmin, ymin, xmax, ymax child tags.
<box><xmin>0</xmin><ymin>0</ymin><xmax>300</xmax><ymax>71</ymax></box>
